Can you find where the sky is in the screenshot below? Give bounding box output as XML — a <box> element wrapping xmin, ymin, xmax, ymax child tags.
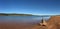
<box><xmin>0</xmin><ymin>0</ymin><xmax>60</xmax><ymax>15</ymax></box>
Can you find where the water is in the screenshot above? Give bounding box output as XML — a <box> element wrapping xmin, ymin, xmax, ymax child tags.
<box><xmin>0</xmin><ymin>16</ymin><xmax>50</xmax><ymax>22</ymax></box>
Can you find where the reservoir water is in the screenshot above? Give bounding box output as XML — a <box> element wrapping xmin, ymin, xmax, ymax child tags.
<box><xmin>0</xmin><ymin>16</ymin><xmax>50</xmax><ymax>23</ymax></box>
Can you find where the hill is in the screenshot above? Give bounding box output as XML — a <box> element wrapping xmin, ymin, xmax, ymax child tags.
<box><xmin>0</xmin><ymin>13</ymin><xmax>33</xmax><ymax>16</ymax></box>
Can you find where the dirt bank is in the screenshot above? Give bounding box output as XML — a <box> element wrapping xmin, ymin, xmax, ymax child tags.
<box><xmin>47</xmin><ymin>16</ymin><xmax>60</xmax><ymax>29</ymax></box>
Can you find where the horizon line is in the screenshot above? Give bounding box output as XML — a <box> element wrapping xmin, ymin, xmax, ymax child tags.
<box><xmin>0</xmin><ymin>12</ymin><xmax>60</xmax><ymax>15</ymax></box>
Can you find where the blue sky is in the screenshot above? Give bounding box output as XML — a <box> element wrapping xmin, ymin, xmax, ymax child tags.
<box><xmin>0</xmin><ymin>0</ymin><xmax>60</xmax><ymax>15</ymax></box>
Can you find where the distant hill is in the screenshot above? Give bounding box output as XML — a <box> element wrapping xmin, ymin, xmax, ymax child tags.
<box><xmin>0</xmin><ymin>13</ymin><xmax>33</xmax><ymax>16</ymax></box>
<box><xmin>0</xmin><ymin>13</ymin><xmax>59</xmax><ymax>16</ymax></box>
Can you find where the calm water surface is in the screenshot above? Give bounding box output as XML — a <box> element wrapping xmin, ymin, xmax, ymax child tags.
<box><xmin>0</xmin><ymin>16</ymin><xmax>50</xmax><ymax>22</ymax></box>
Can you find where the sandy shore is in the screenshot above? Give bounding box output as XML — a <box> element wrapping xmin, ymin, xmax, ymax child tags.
<box><xmin>0</xmin><ymin>20</ymin><xmax>41</xmax><ymax>29</ymax></box>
